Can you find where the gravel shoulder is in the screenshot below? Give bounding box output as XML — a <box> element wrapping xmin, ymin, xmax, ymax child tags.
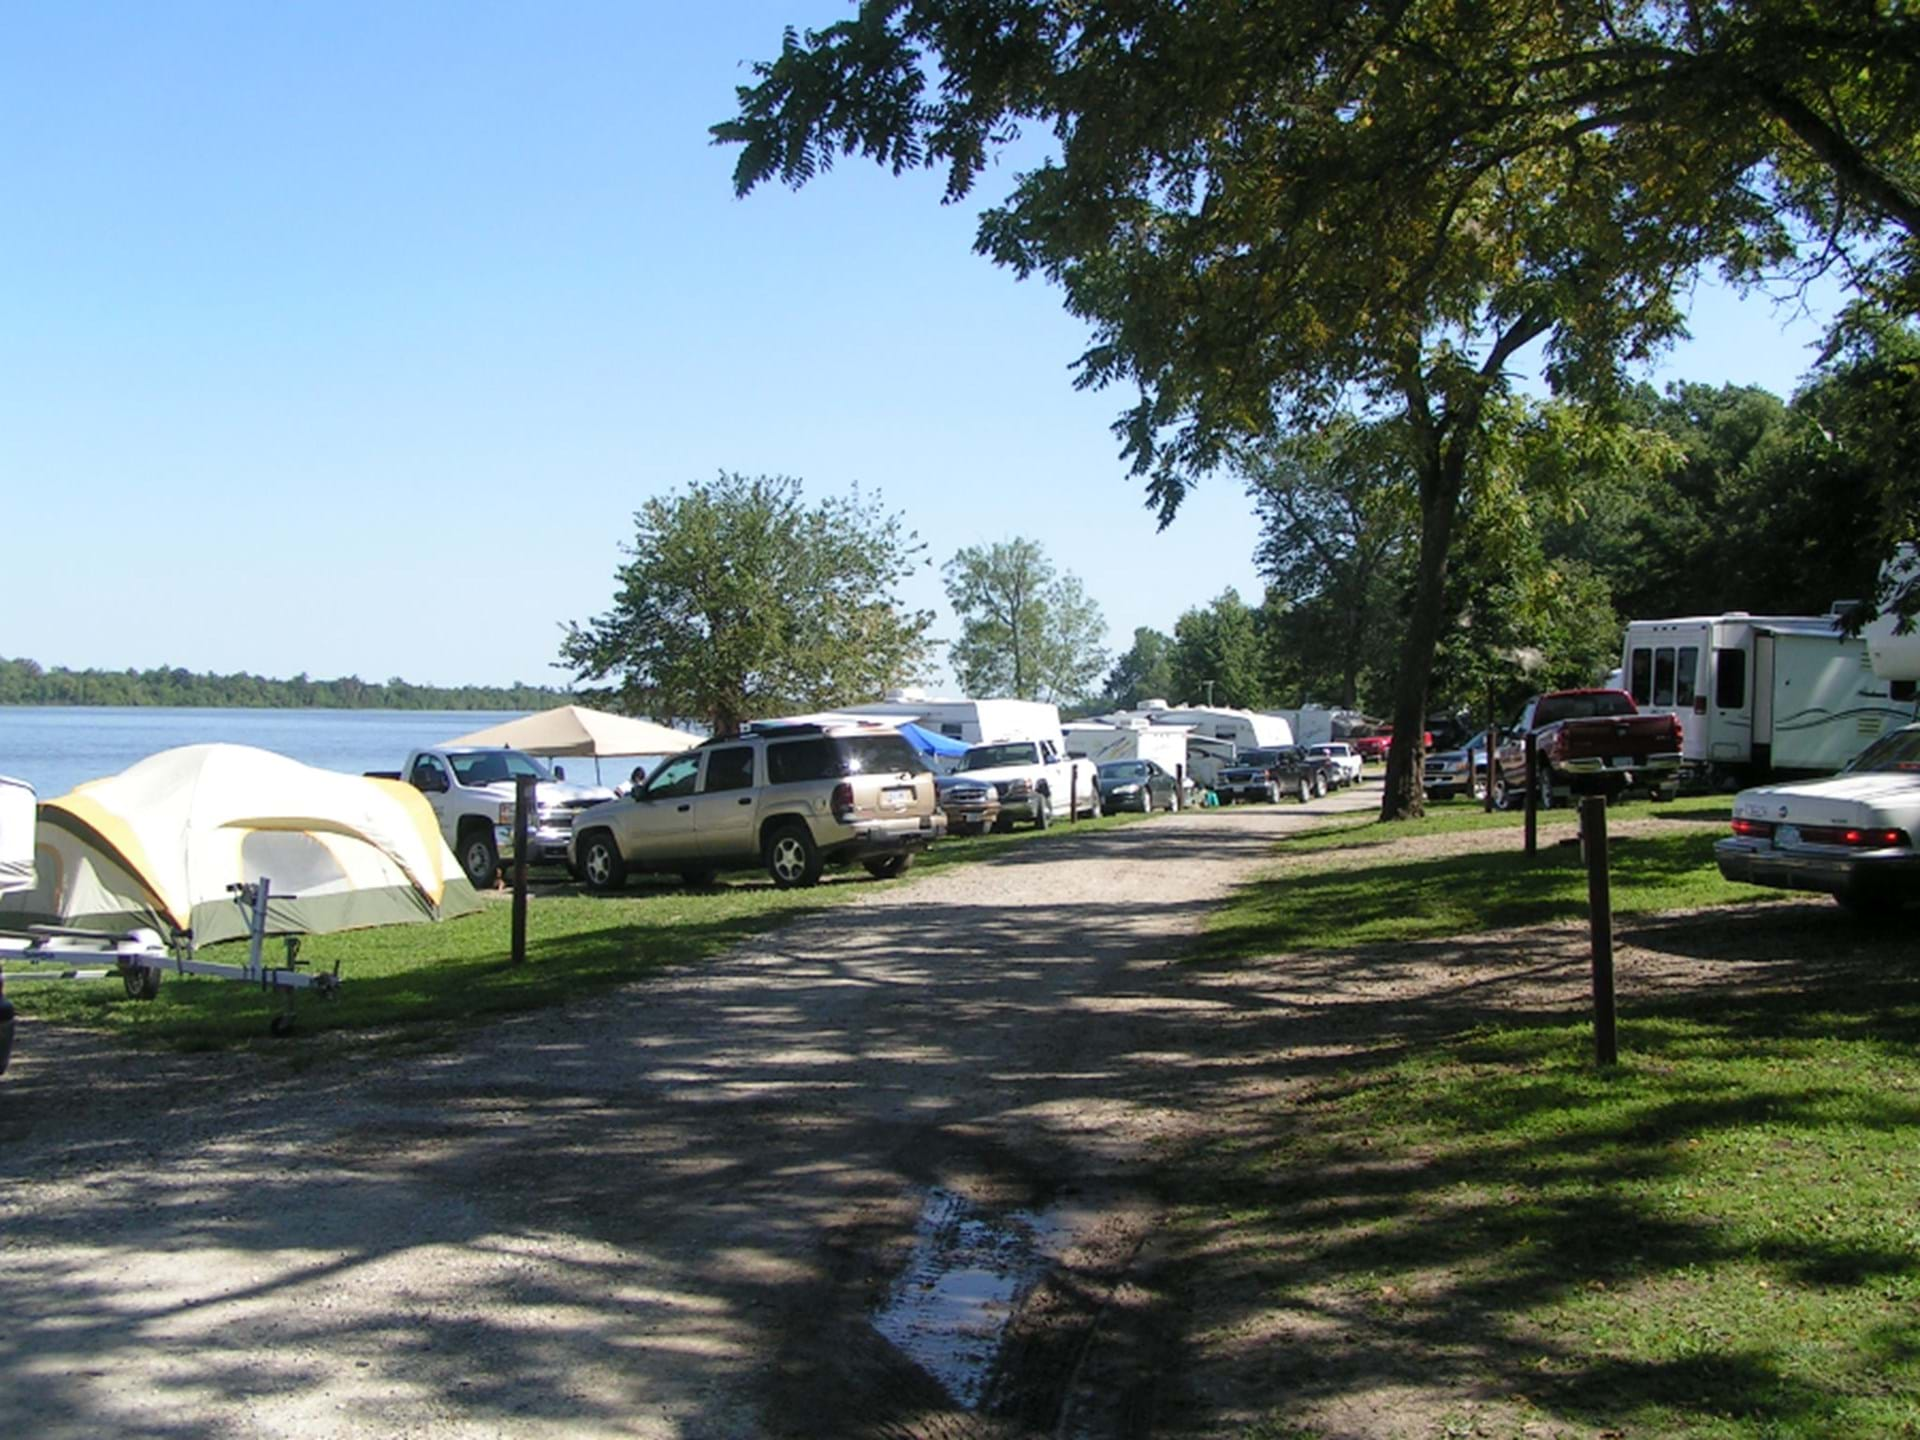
<box><xmin>2</xmin><ymin>787</ymin><xmax>1375</xmax><ymax>1440</ymax></box>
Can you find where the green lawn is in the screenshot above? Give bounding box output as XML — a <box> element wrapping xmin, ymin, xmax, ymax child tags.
<box><xmin>3</xmin><ymin>807</ymin><xmax>1153</xmax><ymax>1052</ymax></box>
<box><xmin>1198</xmin><ymin>792</ymin><xmax>1760</xmax><ymax>960</ymax></box>
<box><xmin>1183</xmin><ymin>790</ymin><xmax>1920</xmax><ymax>1437</ymax></box>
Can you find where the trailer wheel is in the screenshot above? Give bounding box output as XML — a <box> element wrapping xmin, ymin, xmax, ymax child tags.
<box><xmin>122</xmin><ymin>964</ymin><xmax>162</xmax><ymax>1001</ymax></box>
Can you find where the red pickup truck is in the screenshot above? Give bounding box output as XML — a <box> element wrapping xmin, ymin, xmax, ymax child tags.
<box><xmin>1491</xmin><ymin>689</ymin><xmax>1682</xmax><ymax>810</ymax></box>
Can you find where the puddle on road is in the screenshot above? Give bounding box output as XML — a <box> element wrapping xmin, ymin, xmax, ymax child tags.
<box><xmin>870</xmin><ymin>1186</ymin><xmax>1073</xmax><ymax>1409</ymax></box>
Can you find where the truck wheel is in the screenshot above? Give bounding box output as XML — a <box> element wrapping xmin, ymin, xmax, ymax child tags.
<box><xmin>764</xmin><ymin>823</ymin><xmax>823</xmax><ymax>888</ymax></box>
<box><xmin>1536</xmin><ymin>765</ymin><xmax>1557</xmax><ymax>810</ymax></box>
<box><xmin>992</xmin><ymin>814</ymin><xmax>1016</xmax><ymax>833</ymax></box>
<box><xmin>458</xmin><ymin>828</ymin><xmax>500</xmax><ymax>889</ymax></box>
<box><xmin>1296</xmin><ymin>777</ymin><xmax>1311</xmax><ymax>804</ymax></box>
<box><xmin>1033</xmin><ymin>793</ymin><xmax>1053</xmax><ymax>830</ymax></box>
<box><xmin>863</xmin><ymin>854</ymin><xmax>912</xmax><ymax>880</ymax></box>
<box><xmin>578</xmin><ymin>831</ymin><xmax>626</xmax><ymax>893</ymax></box>
<box><xmin>1314</xmin><ymin>772</ymin><xmax>1329</xmax><ymax>798</ymax></box>
<box><xmin>1086</xmin><ymin>788</ymin><xmax>1102</xmax><ymax>819</ymax></box>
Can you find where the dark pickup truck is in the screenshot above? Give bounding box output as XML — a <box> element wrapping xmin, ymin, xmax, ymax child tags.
<box><xmin>1491</xmin><ymin>689</ymin><xmax>1683</xmax><ymax>810</ymax></box>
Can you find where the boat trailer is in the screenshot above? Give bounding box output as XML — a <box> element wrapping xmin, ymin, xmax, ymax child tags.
<box><xmin>0</xmin><ymin>878</ymin><xmax>342</xmax><ymax>1074</ymax></box>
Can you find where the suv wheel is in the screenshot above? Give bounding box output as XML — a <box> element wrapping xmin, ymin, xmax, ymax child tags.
<box><xmin>765</xmin><ymin>823</ymin><xmax>823</xmax><ymax>888</ymax></box>
<box><xmin>1296</xmin><ymin>777</ymin><xmax>1311</xmax><ymax>804</ymax></box>
<box><xmin>579</xmin><ymin>830</ymin><xmax>626</xmax><ymax>893</ymax></box>
<box><xmin>863</xmin><ymin>854</ymin><xmax>911</xmax><ymax>880</ymax></box>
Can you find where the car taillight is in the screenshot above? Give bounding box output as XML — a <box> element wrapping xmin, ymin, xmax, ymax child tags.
<box><xmin>831</xmin><ymin>781</ymin><xmax>855</xmax><ymax>820</ymax></box>
<box><xmin>1730</xmin><ymin>817</ymin><xmax>1774</xmax><ymax>839</ymax></box>
<box><xmin>1802</xmin><ymin>825</ymin><xmax>1909</xmax><ymax>848</ymax></box>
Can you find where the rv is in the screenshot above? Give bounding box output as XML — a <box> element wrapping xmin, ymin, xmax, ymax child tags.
<box><xmin>832</xmin><ymin>692</ymin><xmax>1066</xmax><ymax>749</ymax></box>
<box><xmin>1621</xmin><ymin>612</ymin><xmax>1917</xmax><ymax>788</ymax></box>
<box><xmin>1138</xmin><ymin>705</ymin><xmax>1295</xmax><ymax>751</ymax></box>
<box><xmin>1062</xmin><ymin>719</ymin><xmax>1193</xmax><ymax>776</ymax></box>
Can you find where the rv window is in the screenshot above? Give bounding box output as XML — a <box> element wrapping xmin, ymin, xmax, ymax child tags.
<box><xmin>1628</xmin><ymin>648</ymin><xmax>1652</xmax><ymax>705</ymax></box>
<box><xmin>1653</xmin><ymin>647</ymin><xmax>1676</xmax><ymax>707</ymax></box>
<box><xmin>941</xmin><ymin>724</ymin><xmax>963</xmax><ymax>738</ymax></box>
<box><xmin>1715</xmin><ymin>647</ymin><xmax>1747</xmax><ymax>709</ymax></box>
<box><xmin>1676</xmin><ymin>647</ymin><xmax>1699</xmax><ymax>707</ymax></box>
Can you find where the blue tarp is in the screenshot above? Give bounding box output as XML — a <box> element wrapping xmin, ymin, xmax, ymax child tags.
<box><xmin>897</xmin><ymin>722</ymin><xmax>970</xmax><ymax>758</ymax></box>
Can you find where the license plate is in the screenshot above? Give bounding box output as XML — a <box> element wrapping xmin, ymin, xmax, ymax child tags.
<box><xmin>1610</xmin><ymin>755</ymin><xmax>1635</xmax><ymax>768</ymax></box>
<box><xmin>1774</xmin><ymin>824</ymin><xmax>1801</xmax><ymax>849</ymax></box>
<box><xmin>882</xmin><ymin>786</ymin><xmax>911</xmax><ymax>811</ymax></box>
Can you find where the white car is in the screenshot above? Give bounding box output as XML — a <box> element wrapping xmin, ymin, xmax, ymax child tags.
<box><xmin>1310</xmin><ymin>742</ymin><xmax>1364</xmax><ymax>786</ymax></box>
<box><xmin>1715</xmin><ymin>723</ymin><xmax>1920</xmax><ymax>915</ymax></box>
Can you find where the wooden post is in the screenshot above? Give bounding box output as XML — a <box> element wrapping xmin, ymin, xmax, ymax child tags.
<box><xmin>511</xmin><ymin>773</ymin><xmax>533</xmax><ymax>965</ymax></box>
<box><xmin>1582</xmin><ymin>794</ymin><xmax>1618</xmax><ymax>1066</ymax></box>
<box><xmin>1523</xmin><ymin>732</ymin><xmax>1539</xmax><ymax>857</ymax></box>
<box><xmin>1070</xmin><ymin>767</ymin><xmax>1079</xmax><ymax>824</ymax></box>
<box><xmin>1483</xmin><ymin>687</ymin><xmax>1497</xmax><ymax>814</ymax></box>
<box><xmin>1176</xmin><ymin>763</ymin><xmax>1186</xmax><ymax>810</ymax></box>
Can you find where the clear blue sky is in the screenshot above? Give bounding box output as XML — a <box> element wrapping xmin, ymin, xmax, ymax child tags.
<box><xmin>0</xmin><ymin>2</ymin><xmax>1841</xmax><ymax>692</ymax></box>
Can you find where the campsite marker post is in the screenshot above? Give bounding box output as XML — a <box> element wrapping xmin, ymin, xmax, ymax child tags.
<box><xmin>511</xmin><ymin>774</ymin><xmax>533</xmax><ymax>964</ymax></box>
<box><xmin>1522</xmin><ymin>732</ymin><xmax>1539</xmax><ymax>857</ymax></box>
<box><xmin>1582</xmin><ymin>794</ymin><xmax>1618</xmax><ymax>1066</ymax></box>
<box><xmin>1070</xmin><ymin>767</ymin><xmax>1078</xmax><ymax>824</ymax></box>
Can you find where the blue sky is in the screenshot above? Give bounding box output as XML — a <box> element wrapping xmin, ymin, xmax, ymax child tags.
<box><xmin>0</xmin><ymin>2</ymin><xmax>1842</xmax><ymax>691</ymax></box>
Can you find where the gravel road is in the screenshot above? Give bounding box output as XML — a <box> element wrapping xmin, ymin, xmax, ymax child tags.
<box><xmin>2</xmin><ymin>786</ymin><xmax>1377</xmax><ymax>1440</ymax></box>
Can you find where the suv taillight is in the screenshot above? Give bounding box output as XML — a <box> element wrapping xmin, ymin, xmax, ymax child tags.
<box><xmin>831</xmin><ymin>781</ymin><xmax>855</xmax><ymax>821</ymax></box>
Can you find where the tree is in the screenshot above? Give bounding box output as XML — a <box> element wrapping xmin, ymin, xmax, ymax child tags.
<box><xmin>943</xmin><ymin>538</ymin><xmax>1108</xmax><ymax>702</ymax></box>
<box><xmin>559</xmin><ymin>473</ymin><xmax>932</xmax><ymax>735</ymax></box>
<box><xmin>1168</xmin><ymin>589</ymin><xmax>1270</xmax><ymax>712</ymax></box>
<box><xmin>1101</xmin><ymin>626</ymin><xmax>1175</xmax><ymax>709</ymax></box>
<box><xmin>719</xmin><ymin>1</ymin><xmax>1843</xmax><ymax>816</ymax></box>
<box><xmin>1245</xmin><ymin>418</ymin><xmax>1417</xmax><ymax>712</ymax></box>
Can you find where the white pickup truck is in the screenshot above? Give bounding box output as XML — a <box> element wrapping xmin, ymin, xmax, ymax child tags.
<box><xmin>369</xmin><ymin>747</ymin><xmax>613</xmax><ymax>888</ymax></box>
<box><xmin>937</xmin><ymin>738</ymin><xmax>1103</xmax><ymax>831</ymax></box>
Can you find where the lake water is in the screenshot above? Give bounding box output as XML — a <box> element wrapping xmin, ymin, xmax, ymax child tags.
<box><xmin>0</xmin><ymin>707</ymin><xmax>544</xmax><ymax>800</ymax></box>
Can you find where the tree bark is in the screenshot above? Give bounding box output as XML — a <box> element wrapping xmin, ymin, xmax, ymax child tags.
<box><xmin>1379</xmin><ymin>455</ymin><xmax>1461</xmax><ymax>820</ymax></box>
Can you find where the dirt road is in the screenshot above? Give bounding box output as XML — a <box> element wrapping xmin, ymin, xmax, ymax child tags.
<box><xmin>2</xmin><ymin>787</ymin><xmax>1376</xmax><ymax>1439</ymax></box>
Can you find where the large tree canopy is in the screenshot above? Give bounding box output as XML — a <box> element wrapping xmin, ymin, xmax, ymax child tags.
<box><xmin>559</xmin><ymin>473</ymin><xmax>932</xmax><ymax>735</ymax></box>
<box><xmin>719</xmin><ymin>1</ymin><xmax>1916</xmax><ymax>814</ymax></box>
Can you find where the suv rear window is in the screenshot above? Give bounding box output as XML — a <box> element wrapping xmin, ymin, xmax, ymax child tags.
<box><xmin>766</xmin><ymin>734</ymin><xmax>928</xmax><ymax>784</ymax></box>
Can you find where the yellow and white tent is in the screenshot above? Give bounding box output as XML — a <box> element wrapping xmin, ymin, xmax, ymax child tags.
<box><xmin>0</xmin><ymin>744</ymin><xmax>481</xmax><ymax>948</ymax></box>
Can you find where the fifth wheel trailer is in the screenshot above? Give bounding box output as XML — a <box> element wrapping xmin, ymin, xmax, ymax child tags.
<box><xmin>1621</xmin><ymin>612</ymin><xmax>1916</xmax><ymax>788</ymax></box>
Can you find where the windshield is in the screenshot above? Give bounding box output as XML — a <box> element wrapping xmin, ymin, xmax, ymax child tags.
<box><xmin>1845</xmin><ymin>727</ymin><xmax>1920</xmax><ymax>774</ymax></box>
<box><xmin>962</xmin><ymin>743</ymin><xmax>1040</xmax><ymax>771</ymax></box>
<box><xmin>448</xmin><ymin>750</ymin><xmax>552</xmax><ymax>786</ymax></box>
<box><xmin>1099</xmin><ymin>761</ymin><xmax>1148</xmax><ymax>779</ymax></box>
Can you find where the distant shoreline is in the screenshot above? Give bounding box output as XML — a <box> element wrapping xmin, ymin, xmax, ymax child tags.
<box><xmin>0</xmin><ymin>657</ymin><xmax>573</xmax><ymax>713</ymax></box>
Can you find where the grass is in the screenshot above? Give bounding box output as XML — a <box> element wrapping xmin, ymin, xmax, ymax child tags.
<box><xmin>1198</xmin><ymin>791</ymin><xmax>1759</xmax><ymax>960</ymax></box>
<box><xmin>1192</xmin><ymin>998</ymin><xmax>1920</xmax><ymax>1438</ymax></box>
<box><xmin>3</xmin><ymin>806</ymin><xmax>1154</xmax><ymax>1052</ymax></box>
<box><xmin>1180</xmin><ymin>788</ymin><xmax>1920</xmax><ymax>1437</ymax></box>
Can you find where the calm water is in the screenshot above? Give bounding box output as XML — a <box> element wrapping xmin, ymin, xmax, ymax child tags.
<box><xmin>0</xmin><ymin>707</ymin><xmax>533</xmax><ymax>800</ymax></box>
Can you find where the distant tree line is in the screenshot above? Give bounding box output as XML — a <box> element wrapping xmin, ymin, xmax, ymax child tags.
<box><xmin>0</xmin><ymin>658</ymin><xmax>572</xmax><ymax>711</ymax></box>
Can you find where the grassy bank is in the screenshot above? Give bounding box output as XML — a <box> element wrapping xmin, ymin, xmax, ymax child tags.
<box><xmin>4</xmin><ymin>808</ymin><xmax>1151</xmax><ymax>1051</ymax></box>
<box><xmin>1198</xmin><ymin>792</ymin><xmax>1757</xmax><ymax>960</ymax></box>
<box><xmin>1179</xmin><ymin>791</ymin><xmax>1920</xmax><ymax>1436</ymax></box>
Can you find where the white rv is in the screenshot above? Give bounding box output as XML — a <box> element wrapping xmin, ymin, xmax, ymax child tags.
<box><xmin>833</xmin><ymin>692</ymin><xmax>1065</xmax><ymax>749</ymax></box>
<box><xmin>1141</xmin><ymin>705</ymin><xmax>1294</xmax><ymax>751</ymax></box>
<box><xmin>1621</xmin><ymin>612</ymin><xmax>1916</xmax><ymax>787</ymax></box>
<box><xmin>1062</xmin><ymin>719</ymin><xmax>1193</xmax><ymax>776</ymax></box>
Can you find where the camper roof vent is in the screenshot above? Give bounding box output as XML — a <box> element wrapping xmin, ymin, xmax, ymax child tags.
<box><xmin>1142</xmin><ymin>697</ymin><xmax>1171</xmax><ymax>709</ymax></box>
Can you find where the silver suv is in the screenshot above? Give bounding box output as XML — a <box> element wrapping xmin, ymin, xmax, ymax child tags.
<box><xmin>568</xmin><ymin>723</ymin><xmax>945</xmax><ymax>891</ymax></box>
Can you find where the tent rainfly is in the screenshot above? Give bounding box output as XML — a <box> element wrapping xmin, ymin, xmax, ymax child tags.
<box><xmin>0</xmin><ymin>744</ymin><xmax>482</xmax><ymax>949</ymax></box>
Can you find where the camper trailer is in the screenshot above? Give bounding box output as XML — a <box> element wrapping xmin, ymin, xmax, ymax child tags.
<box><xmin>1621</xmin><ymin>612</ymin><xmax>1917</xmax><ymax>788</ymax></box>
<box><xmin>1062</xmin><ymin>719</ymin><xmax>1192</xmax><ymax>776</ymax></box>
<box><xmin>833</xmin><ymin>692</ymin><xmax>1065</xmax><ymax>749</ymax></box>
<box><xmin>1140</xmin><ymin>705</ymin><xmax>1295</xmax><ymax>751</ymax></box>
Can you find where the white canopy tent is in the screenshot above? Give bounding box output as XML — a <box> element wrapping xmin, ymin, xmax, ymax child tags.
<box><xmin>440</xmin><ymin>705</ymin><xmax>700</xmax><ymax>783</ymax></box>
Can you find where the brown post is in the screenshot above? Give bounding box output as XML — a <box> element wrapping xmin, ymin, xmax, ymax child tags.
<box><xmin>1175</xmin><ymin>763</ymin><xmax>1186</xmax><ymax>810</ymax></box>
<box><xmin>1582</xmin><ymin>794</ymin><xmax>1618</xmax><ymax>1065</ymax></box>
<box><xmin>1070</xmin><ymin>767</ymin><xmax>1079</xmax><ymax>824</ymax></box>
<box><xmin>1522</xmin><ymin>732</ymin><xmax>1539</xmax><ymax>857</ymax></box>
<box><xmin>1483</xmin><ymin>687</ymin><xmax>1497</xmax><ymax>814</ymax></box>
<box><xmin>511</xmin><ymin>773</ymin><xmax>533</xmax><ymax>965</ymax></box>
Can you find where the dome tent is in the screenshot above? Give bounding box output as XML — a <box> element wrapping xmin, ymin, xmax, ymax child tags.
<box><xmin>0</xmin><ymin>745</ymin><xmax>481</xmax><ymax>950</ymax></box>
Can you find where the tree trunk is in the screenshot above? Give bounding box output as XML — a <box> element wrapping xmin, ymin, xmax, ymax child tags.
<box><xmin>1379</xmin><ymin>454</ymin><xmax>1463</xmax><ymax>820</ymax></box>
